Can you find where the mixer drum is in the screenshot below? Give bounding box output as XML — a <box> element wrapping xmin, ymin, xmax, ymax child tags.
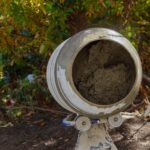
<box><xmin>46</xmin><ymin>28</ymin><xmax>142</xmax><ymax>118</ymax></box>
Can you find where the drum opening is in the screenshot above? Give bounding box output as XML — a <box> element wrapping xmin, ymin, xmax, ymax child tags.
<box><xmin>72</xmin><ymin>40</ymin><xmax>136</xmax><ymax>105</ymax></box>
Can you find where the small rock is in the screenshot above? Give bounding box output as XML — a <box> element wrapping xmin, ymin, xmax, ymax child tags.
<box><xmin>44</xmin><ymin>138</ymin><xmax>56</xmax><ymax>146</ymax></box>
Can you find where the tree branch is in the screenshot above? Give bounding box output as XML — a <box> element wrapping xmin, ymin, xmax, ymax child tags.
<box><xmin>6</xmin><ymin>105</ymin><xmax>69</xmax><ymax>116</ymax></box>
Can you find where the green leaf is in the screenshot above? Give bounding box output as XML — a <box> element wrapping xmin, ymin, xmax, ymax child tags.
<box><xmin>128</xmin><ymin>32</ymin><xmax>132</xmax><ymax>38</ymax></box>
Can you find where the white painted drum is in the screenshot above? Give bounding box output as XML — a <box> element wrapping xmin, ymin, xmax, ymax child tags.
<box><xmin>46</xmin><ymin>28</ymin><xmax>142</xmax><ymax>118</ymax></box>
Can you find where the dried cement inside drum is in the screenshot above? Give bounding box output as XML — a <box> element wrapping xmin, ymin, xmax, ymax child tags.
<box><xmin>73</xmin><ymin>40</ymin><xmax>136</xmax><ymax>105</ymax></box>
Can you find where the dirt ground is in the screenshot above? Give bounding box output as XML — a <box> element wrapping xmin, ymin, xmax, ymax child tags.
<box><xmin>0</xmin><ymin>111</ymin><xmax>150</xmax><ymax>150</ymax></box>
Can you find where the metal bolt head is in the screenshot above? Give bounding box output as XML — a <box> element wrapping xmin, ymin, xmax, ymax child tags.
<box><xmin>75</xmin><ymin>116</ymin><xmax>91</xmax><ymax>131</ymax></box>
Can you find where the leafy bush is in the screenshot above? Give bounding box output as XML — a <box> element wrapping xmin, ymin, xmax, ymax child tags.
<box><xmin>0</xmin><ymin>0</ymin><xmax>150</xmax><ymax>110</ymax></box>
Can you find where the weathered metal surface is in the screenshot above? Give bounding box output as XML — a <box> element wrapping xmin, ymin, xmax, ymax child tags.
<box><xmin>108</xmin><ymin>114</ymin><xmax>123</xmax><ymax>128</ymax></box>
<box><xmin>75</xmin><ymin>124</ymin><xmax>118</xmax><ymax>150</ymax></box>
<box><xmin>46</xmin><ymin>28</ymin><xmax>142</xmax><ymax>118</ymax></box>
<box><xmin>75</xmin><ymin>116</ymin><xmax>91</xmax><ymax>132</ymax></box>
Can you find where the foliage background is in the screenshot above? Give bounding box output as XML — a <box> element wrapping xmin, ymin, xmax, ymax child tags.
<box><xmin>0</xmin><ymin>0</ymin><xmax>150</xmax><ymax>116</ymax></box>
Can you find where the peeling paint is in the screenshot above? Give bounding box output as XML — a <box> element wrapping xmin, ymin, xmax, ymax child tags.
<box><xmin>57</xmin><ymin>66</ymin><xmax>126</xmax><ymax>115</ymax></box>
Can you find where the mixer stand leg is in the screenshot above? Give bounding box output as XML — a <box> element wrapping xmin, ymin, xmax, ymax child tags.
<box><xmin>75</xmin><ymin>124</ymin><xmax>118</xmax><ymax>150</ymax></box>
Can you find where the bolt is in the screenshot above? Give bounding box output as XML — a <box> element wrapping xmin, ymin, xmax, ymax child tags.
<box><xmin>82</xmin><ymin>121</ymin><xmax>86</xmax><ymax>126</ymax></box>
<box><xmin>114</xmin><ymin>117</ymin><xmax>118</xmax><ymax>122</ymax></box>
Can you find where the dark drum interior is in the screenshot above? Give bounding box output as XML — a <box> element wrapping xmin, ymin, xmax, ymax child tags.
<box><xmin>72</xmin><ymin>40</ymin><xmax>136</xmax><ymax>105</ymax></box>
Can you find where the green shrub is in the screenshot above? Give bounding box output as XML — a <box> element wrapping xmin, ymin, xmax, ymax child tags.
<box><xmin>0</xmin><ymin>0</ymin><xmax>149</xmax><ymax>109</ymax></box>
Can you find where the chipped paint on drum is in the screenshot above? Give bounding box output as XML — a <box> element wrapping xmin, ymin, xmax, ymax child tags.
<box><xmin>46</xmin><ymin>28</ymin><xmax>142</xmax><ymax>118</ymax></box>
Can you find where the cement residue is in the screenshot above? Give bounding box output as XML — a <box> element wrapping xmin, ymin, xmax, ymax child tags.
<box><xmin>73</xmin><ymin>40</ymin><xmax>135</xmax><ymax>105</ymax></box>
